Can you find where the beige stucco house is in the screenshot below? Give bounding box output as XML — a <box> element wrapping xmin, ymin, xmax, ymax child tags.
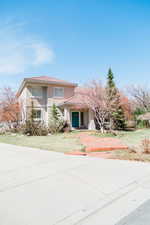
<box><xmin>17</xmin><ymin>76</ymin><xmax>95</xmax><ymax>130</ymax></box>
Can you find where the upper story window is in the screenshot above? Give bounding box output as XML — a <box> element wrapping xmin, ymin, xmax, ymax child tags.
<box><xmin>31</xmin><ymin>87</ymin><xmax>42</xmax><ymax>98</ymax></box>
<box><xmin>53</xmin><ymin>87</ymin><xmax>64</xmax><ymax>98</ymax></box>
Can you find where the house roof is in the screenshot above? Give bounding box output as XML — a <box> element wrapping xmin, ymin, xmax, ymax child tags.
<box><xmin>17</xmin><ymin>76</ymin><xmax>78</xmax><ymax>96</ymax></box>
<box><xmin>28</xmin><ymin>76</ymin><xmax>76</xmax><ymax>85</ymax></box>
<box><xmin>59</xmin><ymin>87</ymin><xmax>88</xmax><ymax>108</ymax></box>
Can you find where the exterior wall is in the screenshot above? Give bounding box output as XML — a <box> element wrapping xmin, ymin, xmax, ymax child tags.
<box><xmin>25</xmin><ymin>84</ymin><xmax>75</xmax><ymax>107</ymax></box>
<box><xmin>47</xmin><ymin>85</ymin><xmax>74</xmax><ymax>99</ymax></box>
<box><xmin>25</xmin><ymin>85</ymin><xmax>47</xmax><ymax>124</ymax></box>
<box><xmin>26</xmin><ymin>86</ymin><xmax>47</xmax><ymax>107</ymax></box>
<box><xmin>47</xmin><ymin>85</ymin><xmax>75</xmax><ymax>106</ymax></box>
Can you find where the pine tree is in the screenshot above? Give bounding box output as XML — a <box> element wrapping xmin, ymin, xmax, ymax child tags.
<box><xmin>106</xmin><ymin>68</ymin><xmax>126</xmax><ymax>130</ymax></box>
<box><xmin>112</xmin><ymin>104</ymin><xmax>126</xmax><ymax>129</ymax></box>
<box><xmin>107</xmin><ymin>68</ymin><xmax>115</xmax><ymax>89</ymax></box>
<box><xmin>51</xmin><ymin>104</ymin><xmax>60</xmax><ymax>121</ymax></box>
<box><xmin>106</xmin><ymin>68</ymin><xmax>117</xmax><ymax>102</ymax></box>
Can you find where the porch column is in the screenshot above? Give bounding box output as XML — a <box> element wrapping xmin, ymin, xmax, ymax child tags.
<box><xmin>64</xmin><ymin>107</ymin><xmax>70</xmax><ymax>123</ymax></box>
<box><xmin>45</xmin><ymin>107</ymin><xmax>49</xmax><ymax>126</ymax></box>
<box><xmin>88</xmin><ymin>109</ymin><xmax>96</xmax><ymax>130</ymax></box>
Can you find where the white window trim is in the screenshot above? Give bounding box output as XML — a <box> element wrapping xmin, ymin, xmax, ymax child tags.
<box><xmin>33</xmin><ymin>109</ymin><xmax>42</xmax><ymax>121</ymax></box>
<box><xmin>31</xmin><ymin>87</ymin><xmax>43</xmax><ymax>99</ymax></box>
<box><xmin>53</xmin><ymin>87</ymin><xmax>64</xmax><ymax>98</ymax></box>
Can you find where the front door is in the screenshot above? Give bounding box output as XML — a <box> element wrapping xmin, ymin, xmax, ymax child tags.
<box><xmin>72</xmin><ymin>112</ymin><xmax>79</xmax><ymax>128</ymax></box>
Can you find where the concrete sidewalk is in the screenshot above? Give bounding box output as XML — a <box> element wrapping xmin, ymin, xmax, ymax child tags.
<box><xmin>116</xmin><ymin>199</ymin><xmax>150</xmax><ymax>225</ymax></box>
<box><xmin>0</xmin><ymin>143</ymin><xmax>150</xmax><ymax>225</ymax></box>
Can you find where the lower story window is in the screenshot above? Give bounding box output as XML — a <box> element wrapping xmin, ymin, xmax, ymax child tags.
<box><xmin>33</xmin><ymin>110</ymin><xmax>42</xmax><ymax>121</ymax></box>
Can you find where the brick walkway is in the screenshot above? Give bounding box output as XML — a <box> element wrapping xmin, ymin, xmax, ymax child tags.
<box><xmin>77</xmin><ymin>133</ymin><xmax>128</xmax><ymax>152</ymax></box>
<box><xmin>66</xmin><ymin>132</ymin><xmax>128</xmax><ymax>157</ymax></box>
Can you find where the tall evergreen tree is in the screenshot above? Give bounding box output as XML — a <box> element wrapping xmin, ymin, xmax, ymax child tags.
<box><xmin>106</xmin><ymin>68</ymin><xmax>126</xmax><ymax>130</ymax></box>
<box><xmin>106</xmin><ymin>68</ymin><xmax>117</xmax><ymax>102</ymax></box>
<box><xmin>107</xmin><ymin>68</ymin><xmax>115</xmax><ymax>88</ymax></box>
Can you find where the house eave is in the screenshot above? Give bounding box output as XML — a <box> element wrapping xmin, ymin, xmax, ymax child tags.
<box><xmin>17</xmin><ymin>78</ymin><xmax>78</xmax><ymax>97</ymax></box>
<box><xmin>58</xmin><ymin>102</ymin><xmax>88</xmax><ymax>109</ymax></box>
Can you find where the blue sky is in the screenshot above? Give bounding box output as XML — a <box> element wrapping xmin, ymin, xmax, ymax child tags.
<box><xmin>0</xmin><ymin>0</ymin><xmax>150</xmax><ymax>90</ymax></box>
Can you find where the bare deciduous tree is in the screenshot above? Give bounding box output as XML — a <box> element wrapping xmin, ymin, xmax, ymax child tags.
<box><xmin>78</xmin><ymin>81</ymin><xmax>111</xmax><ymax>133</ymax></box>
<box><xmin>129</xmin><ymin>86</ymin><xmax>150</xmax><ymax>111</ymax></box>
<box><xmin>78</xmin><ymin>81</ymin><xmax>130</xmax><ymax>132</ymax></box>
<box><xmin>0</xmin><ymin>87</ymin><xmax>20</xmax><ymax>127</ymax></box>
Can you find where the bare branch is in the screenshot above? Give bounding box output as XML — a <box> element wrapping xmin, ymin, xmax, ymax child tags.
<box><xmin>129</xmin><ymin>85</ymin><xmax>150</xmax><ymax>111</ymax></box>
<box><xmin>77</xmin><ymin>80</ymin><xmax>110</xmax><ymax>132</ymax></box>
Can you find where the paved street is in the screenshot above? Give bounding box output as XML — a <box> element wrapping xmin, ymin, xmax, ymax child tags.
<box><xmin>0</xmin><ymin>143</ymin><xmax>150</xmax><ymax>225</ymax></box>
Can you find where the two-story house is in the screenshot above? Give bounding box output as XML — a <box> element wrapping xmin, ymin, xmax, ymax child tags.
<box><xmin>17</xmin><ymin>76</ymin><xmax>96</xmax><ymax>130</ymax></box>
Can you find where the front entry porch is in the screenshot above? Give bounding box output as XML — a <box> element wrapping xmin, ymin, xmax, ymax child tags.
<box><xmin>63</xmin><ymin>106</ymin><xmax>96</xmax><ymax>130</ymax></box>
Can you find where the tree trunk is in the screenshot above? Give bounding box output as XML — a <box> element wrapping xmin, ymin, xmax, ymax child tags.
<box><xmin>100</xmin><ymin>126</ymin><xmax>104</xmax><ymax>133</ymax></box>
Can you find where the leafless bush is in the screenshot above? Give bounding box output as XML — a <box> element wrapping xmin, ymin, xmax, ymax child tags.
<box><xmin>21</xmin><ymin>121</ymin><xmax>48</xmax><ymax>136</ymax></box>
<box><xmin>128</xmin><ymin>146</ymin><xmax>137</xmax><ymax>153</ymax></box>
<box><xmin>142</xmin><ymin>138</ymin><xmax>150</xmax><ymax>154</ymax></box>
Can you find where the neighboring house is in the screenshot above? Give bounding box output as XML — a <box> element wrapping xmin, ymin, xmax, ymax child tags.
<box><xmin>137</xmin><ymin>112</ymin><xmax>150</xmax><ymax>127</ymax></box>
<box><xmin>17</xmin><ymin>76</ymin><xmax>95</xmax><ymax>130</ymax></box>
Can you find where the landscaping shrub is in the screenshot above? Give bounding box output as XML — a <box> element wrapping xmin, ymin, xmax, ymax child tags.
<box><xmin>21</xmin><ymin>121</ymin><xmax>48</xmax><ymax>136</ymax></box>
<box><xmin>136</xmin><ymin>120</ymin><xmax>150</xmax><ymax>129</ymax></box>
<box><xmin>0</xmin><ymin>129</ymin><xmax>6</xmax><ymax>135</ymax></box>
<box><xmin>62</xmin><ymin>121</ymin><xmax>71</xmax><ymax>133</ymax></box>
<box><xmin>142</xmin><ymin>138</ymin><xmax>150</xmax><ymax>154</ymax></box>
<box><xmin>128</xmin><ymin>138</ymin><xmax>150</xmax><ymax>155</ymax></box>
<box><xmin>0</xmin><ymin>122</ymin><xmax>12</xmax><ymax>134</ymax></box>
<box><xmin>19</xmin><ymin>101</ymin><xmax>48</xmax><ymax>136</ymax></box>
<box><xmin>125</xmin><ymin>120</ymin><xmax>136</xmax><ymax>130</ymax></box>
<box><xmin>48</xmin><ymin>104</ymin><xmax>65</xmax><ymax>134</ymax></box>
<box><xmin>128</xmin><ymin>146</ymin><xmax>138</xmax><ymax>153</ymax></box>
<box><xmin>9</xmin><ymin>122</ymin><xmax>22</xmax><ymax>133</ymax></box>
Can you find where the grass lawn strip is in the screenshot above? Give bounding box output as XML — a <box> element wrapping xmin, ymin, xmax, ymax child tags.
<box><xmin>1</xmin><ymin>129</ymin><xmax>150</xmax><ymax>162</ymax></box>
<box><xmin>0</xmin><ymin>133</ymin><xmax>84</xmax><ymax>153</ymax></box>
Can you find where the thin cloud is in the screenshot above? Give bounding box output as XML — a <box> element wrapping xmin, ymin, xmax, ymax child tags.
<box><xmin>0</xmin><ymin>20</ymin><xmax>54</xmax><ymax>74</ymax></box>
<box><xmin>31</xmin><ymin>43</ymin><xmax>54</xmax><ymax>65</ymax></box>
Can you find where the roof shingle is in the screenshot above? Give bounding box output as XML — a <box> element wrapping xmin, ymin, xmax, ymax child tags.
<box><xmin>27</xmin><ymin>76</ymin><xmax>77</xmax><ymax>86</ymax></box>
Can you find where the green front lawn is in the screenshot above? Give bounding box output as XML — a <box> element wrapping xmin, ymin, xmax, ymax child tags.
<box><xmin>0</xmin><ymin>129</ymin><xmax>150</xmax><ymax>157</ymax></box>
<box><xmin>118</xmin><ymin>129</ymin><xmax>150</xmax><ymax>147</ymax></box>
<box><xmin>0</xmin><ymin>133</ymin><xmax>84</xmax><ymax>153</ymax></box>
<box><xmin>108</xmin><ymin>129</ymin><xmax>150</xmax><ymax>162</ymax></box>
